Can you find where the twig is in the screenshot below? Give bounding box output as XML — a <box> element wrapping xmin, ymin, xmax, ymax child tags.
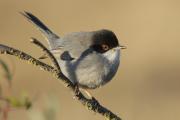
<box><xmin>30</xmin><ymin>37</ymin><xmax>61</xmax><ymax>72</ymax></box>
<box><xmin>0</xmin><ymin>44</ymin><xmax>56</xmax><ymax>73</ymax></box>
<box><xmin>0</xmin><ymin>43</ymin><xmax>122</xmax><ymax>120</ymax></box>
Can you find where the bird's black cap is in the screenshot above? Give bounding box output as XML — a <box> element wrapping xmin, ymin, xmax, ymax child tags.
<box><xmin>91</xmin><ymin>29</ymin><xmax>119</xmax><ymax>53</ymax></box>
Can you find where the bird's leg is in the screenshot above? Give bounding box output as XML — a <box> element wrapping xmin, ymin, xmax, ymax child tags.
<box><xmin>74</xmin><ymin>83</ymin><xmax>80</xmax><ymax>96</ymax></box>
<box><xmin>74</xmin><ymin>85</ymin><xmax>99</xmax><ymax>105</ymax></box>
<box><xmin>80</xmin><ymin>89</ymin><xmax>100</xmax><ymax>107</ymax></box>
<box><xmin>80</xmin><ymin>89</ymin><xmax>93</xmax><ymax>99</ymax></box>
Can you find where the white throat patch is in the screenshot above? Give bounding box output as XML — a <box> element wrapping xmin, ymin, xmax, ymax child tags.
<box><xmin>102</xmin><ymin>48</ymin><xmax>120</xmax><ymax>64</ymax></box>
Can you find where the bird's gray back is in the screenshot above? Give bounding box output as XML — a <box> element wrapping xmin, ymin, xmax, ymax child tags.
<box><xmin>57</xmin><ymin>31</ymin><xmax>94</xmax><ymax>59</ymax></box>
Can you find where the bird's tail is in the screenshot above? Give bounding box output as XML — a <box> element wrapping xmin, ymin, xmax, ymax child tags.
<box><xmin>21</xmin><ymin>11</ymin><xmax>60</xmax><ymax>48</ymax></box>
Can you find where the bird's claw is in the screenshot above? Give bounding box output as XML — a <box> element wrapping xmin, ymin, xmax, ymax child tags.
<box><xmin>74</xmin><ymin>83</ymin><xmax>80</xmax><ymax>96</ymax></box>
<box><xmin>91</xmin><ymin>97</ymin><xmax>99</xmax><ymax>106</ymax></box>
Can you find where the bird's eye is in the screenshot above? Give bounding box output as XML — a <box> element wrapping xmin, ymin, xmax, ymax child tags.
<box><xmin>102</xmin><ymin>44</ymin><xmax>109</xmax><ymax>51</ymax></box>
<box><xmin>91</xmin><ymin>44</ymin><xmax>109</xmax><ymax>53</ymax></box>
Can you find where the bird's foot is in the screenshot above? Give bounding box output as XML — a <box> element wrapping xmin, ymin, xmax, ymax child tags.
<box><xmin>74</xmin><ymin>83</ymin><xmax>80</xmax><ymax>97</ymax></box>
<box><xmin>91</xmin><ymin>97</ymin><xmax>100</xmax><ymax>106</ymax></box>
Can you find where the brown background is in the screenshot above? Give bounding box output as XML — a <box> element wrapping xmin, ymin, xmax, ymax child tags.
<box><xmin>0</xmin><ymin>0</ymin><xmax>180</xmax><ymax>120</ymax></box>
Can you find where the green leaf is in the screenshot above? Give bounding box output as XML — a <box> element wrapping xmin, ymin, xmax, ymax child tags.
<box><xmin>6</xmin><ymin>96</ymin><xmax>22</xmax><ymax>107</ymax></box>
<box><xmin>6</xmin><ymin>95</ymin><xmax>32</xmax><ymax>109</ymax></box>
<box><xmin>0</xmin><ymin>58</ymin><xmax>12</xmax><ymax>83</ymax></box>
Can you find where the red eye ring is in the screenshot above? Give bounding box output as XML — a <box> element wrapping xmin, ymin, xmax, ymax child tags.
<box><xmin>102</xmin><ymin>44</ymin><xmax>109</xmax><ymax>51</ymax></box>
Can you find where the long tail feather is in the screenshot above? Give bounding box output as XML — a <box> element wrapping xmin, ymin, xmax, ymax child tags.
<box><xmin>21</xmin><ymin>11</ymin><xmax>60</xmax><ymax>48</ymax></box>
<box><xmin>21</xmin><ymin>11</ymin><xmax>53</xmax><ymax>34</ymax></box>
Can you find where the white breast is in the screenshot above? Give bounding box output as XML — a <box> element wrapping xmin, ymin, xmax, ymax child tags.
<box><xmin>101</xmin><ymin>48</ymin><xmax>120</xmax><ymax>85</ymax></box>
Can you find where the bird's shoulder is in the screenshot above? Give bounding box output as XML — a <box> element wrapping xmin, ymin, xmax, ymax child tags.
<box><xmin>51</xmin><ymin>32</ymin><xmax>93</xmax><ymax>61</ymax></box>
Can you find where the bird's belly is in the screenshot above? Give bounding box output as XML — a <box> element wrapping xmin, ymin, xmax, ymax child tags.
<box><xmin>60</xmin><ymin>63</ymin><xmax>105</xmax><ymax>89</ymax></box>
<box><xmin>76</xmin><ymin>64</ymin><xmax>104</xmax><ymax>89</ymax></box>
<box><xmin>58</xmin><ymin>60</ymin><xmax>107</xmax><ymax>89</ymax></box>
<box><xmin>58</xmin><ymin>61</ymin><xmax>118</xmax><ymax>89</ymax></box>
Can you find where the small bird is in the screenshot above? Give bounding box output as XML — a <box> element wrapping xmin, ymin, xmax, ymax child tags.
<box><xmin>21</xmin><ymin>12</ymin><xmax>126</xmax><ymax>89</ymax></box>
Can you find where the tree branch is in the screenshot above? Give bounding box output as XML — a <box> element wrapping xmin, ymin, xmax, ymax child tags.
<box><xmin>0</xmin><ymin>42</ymin><xmax>122</xmax><ymax>120</ymax></box>
<box><xmin>30</xmin><ymin>37</ymin><xmax>61</xmax><ymax>72</ymax></box>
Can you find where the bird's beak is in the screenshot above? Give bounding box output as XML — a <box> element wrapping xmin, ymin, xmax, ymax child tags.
<box><xmin>113</xmin><ymin>45</ymin><xmax>127</xmax><ymax>51</ymax></box>
<box><xmin>117</xmin><ymin>45</ymin><xmax>127</xmax><ymax>50</ymax></box>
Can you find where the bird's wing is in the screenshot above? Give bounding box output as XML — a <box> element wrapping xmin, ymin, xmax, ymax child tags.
<box><xmin>51</xmin><ymin>47</ymin><xmax>75</xmax><ymax>61</ymax></box>
<box><xmin>50</xmin><ymin>32</ymin><xmax>92</xmax><ymax>61</ymax></box>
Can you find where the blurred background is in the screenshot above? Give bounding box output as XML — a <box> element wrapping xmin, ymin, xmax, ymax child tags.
<box><xmin>0</xmin><ymin>0</ymin><xmax>180</xmax><ymax>120</ymax></box>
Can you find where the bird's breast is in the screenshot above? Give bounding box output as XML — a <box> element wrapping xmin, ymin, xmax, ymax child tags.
<box><xmin>58</xmin><ymin>49</ymin><xmax>120</xmax><ymax>89</ymax></box>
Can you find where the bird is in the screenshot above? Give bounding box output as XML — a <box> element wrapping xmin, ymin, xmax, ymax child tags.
<box><xmin>21</xmin><ymin>11</ymin><xmax>126</xmax><ymax>90</ymax></box>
